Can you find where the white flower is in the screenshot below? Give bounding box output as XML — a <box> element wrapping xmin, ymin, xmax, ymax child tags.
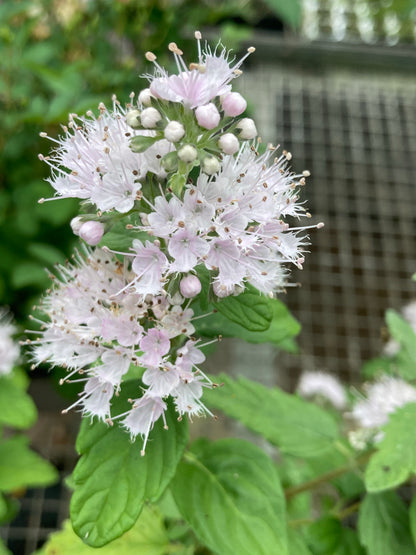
<box><xmin>39</xmin><ymin>99</ymin><xmax>171</xmax><ymax>213</ymax></box>
<box><xmin>30</xmin><ymin>247</ymin><xmax>212</xmax><ymax>452</ymax></box>
<box><xmin>352</xmin><ymin>376</ymin><xmax>416</xmax><ymax>429</ymax></box>
<box><xmin>0</xmin><ymin>310</ymin><xmax>19</xmax><ymax>376</ymax></box>
<box><xmin>297</xmin><ymin>371</ymin><xmax>347</xmax><ymax>409</ymax></box>
<box><xmin>146</xmin><ymin>36</ymin><xmax>255</xmax><ymax>109</ymax></box>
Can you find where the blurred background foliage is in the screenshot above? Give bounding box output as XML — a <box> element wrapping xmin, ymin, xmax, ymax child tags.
<box><xmin>0</xmin><ymin>0</ymin><xmax>302</xmax><ymax>325</ymax></box>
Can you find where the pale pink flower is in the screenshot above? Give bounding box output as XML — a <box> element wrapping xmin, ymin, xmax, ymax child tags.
<box><xmin>123</xmin><ymin>395</ymin><xmax>167</xmax><ymax>454</ymax></box>
<box><xmin>168</xmin><ymin>229</ymin><xmax>209</xmax><ymax>272</ymax></box>
<box><xmin>131</xmin><ymin>240</ymin><xmax>168</xmax><ymax>295</ymax></box>
<box><xmin>139</xmin><ymin>328</ymin><xmax>171</xmax><ymax>367</ymax></box>
<box><xmin>147</xmin><ymin>37</ymin><xmax>255</xmax><ymax>109</ymax></box>
<box><xmin>142</xmin><ymin>363</ymin><xmax>180</xmax><ymax>397</ymax></box>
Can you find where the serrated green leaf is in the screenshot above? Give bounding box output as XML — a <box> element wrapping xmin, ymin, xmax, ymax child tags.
<box><xmin>0</xmin><ymin>436</ymin><xmax>58</xmax><ymax>492</ymax></box>
<box><xmin>38</xmin><ymin>506</ymin><xmax>168</xmax><ymax>555</ymax></box>
<box><xmin>71</xmin><ymin>384</ymin><xmax>189</xmax><ymax>547</ymax></box>
<box><xmin>213</xmin><ymin>293</ymin><xmax>273</xmax><ymax>332</ymax></box>
<box><xmin>386</xmin><ymin>310</ymin><xmax>416</xmax><ymax>379</ymax></box>
<box><xmin>263</xmin><ymin>0</ymin><xmax>302</xmax><ymax>28</ymax></box>
<box><xmin>193</xmin><ymin>295</ymin><xmax>300</xmax><ymax>348</ymax></box>
<box><xmin>358</xmin><ymin>492</ymin><xmax>414</xmax><ymax>555</ymax></box>
<box><xmin>0</xmin><ymin>376</ymin><xmax>37</xmax><ymax>429</ymax></box>
<box><xmin>171</xmin><ymin>438</ymin><xmax>288</xmax><ymax>555</ymax></box>
<box><xmin>204</xmin><ymin>375</ymin><xmax>338</xmax><ymax>457</ymax></box>
<box><xmin>365</xmin><ymin>403</ymin><xmax>416</xmax><ymax>492</ymax></box>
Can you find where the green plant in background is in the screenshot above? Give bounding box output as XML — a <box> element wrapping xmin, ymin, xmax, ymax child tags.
<box><xmin>0</xmin><ymin>311</ymin><xmax>57</xmax><ymax>555</ymax></box>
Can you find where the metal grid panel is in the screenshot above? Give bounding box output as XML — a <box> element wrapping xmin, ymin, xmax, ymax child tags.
<box><xmin>0</xmin><ymin>412</ymin><xmax>78</xmax><ymax>554</ymax></box>
<box><xmin>301</xmin><ymin>0</ymin><xmax>416</xmax><ymax>44</ymax></box>
<box><xmin>240</xmin><ymin>64</ymin><xmax>416</xmax><ymax>386</ymax></box>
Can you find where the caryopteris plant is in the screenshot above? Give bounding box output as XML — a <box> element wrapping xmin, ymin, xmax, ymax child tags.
<box><xmin>29</xmin><ymin>33</ymin><xmax>416</xmax><ymax>555</ymax></box>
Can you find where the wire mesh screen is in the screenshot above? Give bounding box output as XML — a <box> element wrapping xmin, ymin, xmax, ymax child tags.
<box><xmin>0</xmin><ymin>411</ymin><xmax>78</xmax><ymax>554</ymax></box>
<box><xmin>240</xmin><ymin>62</ymin><xmax>416</xmax><ymax>386</ymax></box>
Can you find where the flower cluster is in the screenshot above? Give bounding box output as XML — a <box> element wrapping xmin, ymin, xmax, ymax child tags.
<box><xmin>297</xmin><ymin>370</ymin><xmax>347</xmax><ymax>410</ymax></box>
<box><xmin>34</xmin><ymin>33</ymin><xmax>319</xmax><ymax>450</ymax></box>
<box><xmin>0</xmin><ymin>310</ymin><xmax>19</xmax><ymax>376</ymax></box>
<box><xmin>351</xmin><ymin>375</ymin><xmax>416</xmax><ymax>430</ymax></box>
<box><xmin>29</xmin><ymin>248</ymin><xmax>212</xmax><ymax>453</ymax></box>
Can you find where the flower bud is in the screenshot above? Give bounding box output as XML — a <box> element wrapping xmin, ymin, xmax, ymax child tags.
<box><xmin>126</xmin><ymin>109</ymin><xmax>142</xmax><ymax>129</ymax></box>
<box><xmin>138</xmin><ymin>88</ymin><xmax>154</xmax><ymax>106</ymax></box>
<box><xmin>218</xmin><ymin>133</ymin><xmax>239</xmax><ymax>155</ymax></box>
<box><xmin>161</xmin><ymin>151</ymin><xmax>178</xmax><ymax>172</ymax></box>
<box><xmin>202</xmin><ymin>155</ymin><xmax>220</xmax><ymax>175</ymax></box>
<box><xmin>179</xmin><ymin>275</ymin><xmax>202</xmax><ymax>298</ymax></box>
<box><xmin>140</xmin><ymin>107</ymin><xmax>162</xmax><ymax>128</ymax></box>
<box><xmin>221</xmin><ymin>92</ymin><xmax>247</xmax><ymax>117</ymax></box>
<box><xmin>70</xmin><ymin>216</ymin><xmax>84</xmax><ymax>236</ymax></box>
<box><xmin>236</xmin><ymin>118</ymin><xmax>257</xmax><ymax>140</ymax></box>
<box><xmin>178</xmin><ymin>144</ymin><xmax>198</xmax><ymax>163</ymax></box>
<box><xmin>195</xmin><ymin>103</ymin><xmax>220</xmax><ymax>130</ymax></box>
<box><xmin>78</xmin><ymin>221</ymin><xmax>105</xmax><ymax>246</ymax></box>
<box><xmin>164</xmin><ymin>121</ymin><xmax>185</xmax><ymax>142</ymax></box>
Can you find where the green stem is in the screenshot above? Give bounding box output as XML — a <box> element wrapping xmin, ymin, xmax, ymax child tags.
<box><xmin>288</xmin><ymin>500</ymin><xmax>362</xmax><ymax>529</ymax></box>
<box><xmin>284</xmin><ymin>449</ymin><xmax>375</xmax><ymax>500</ymax></box>
<box><xmin>335</xmin><ymin>500</ymin><xmax>362</xmax><ymax>521</ymax></box>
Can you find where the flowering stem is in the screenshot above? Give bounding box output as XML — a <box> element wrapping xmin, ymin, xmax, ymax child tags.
<box><xmin>284</xmin><ymin>449</ymin><xmax>375</xmax><ymax>500</ymax></box>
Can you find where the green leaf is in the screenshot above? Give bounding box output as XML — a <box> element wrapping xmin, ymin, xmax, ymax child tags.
<box><xmin>169</xmin><ymin>173</ymin><xmax>187</xmax><ymax>196</ymax></box>
<box><xmin>0</xmin><ymin>537</ymin><xmax>11</xmax><ymax>555</ymax></box>
<box><xmin>263</xmin><ymin>0</ymin><xmax>302</xmax><ymax>28</ymax></box>
<box><xmin>386</xmin><ymin>310</ymin><xmax>416</xmax><ymax>379</ymax></box>
<box><xmin>334</xmin><ymin>528</ymin><xmax>366</xmax><ymax>555</ymax></box>
<box><xmin>37</xmin><ymin>506</ymin><xmax>168</xmax><ymax>554</ymax></box>
<box><xmin>0</xmin><ymin>493</ymin><xmax>19</xmax><ymax>525</ymax></box>
<box><xmin>287</xmin><ymin>529</ymin><xmax>313</xmax><ymax>555</ymax></box>
<box><xmin>204</xmin><ymin>375</ymin><xmax>338</xmax><ymax>457</ymax></box>
<box><xmin>130</xmin><ymin>135</ymin><xmax>159</xmax><ymax>153</ymax></box>
<box><xmin>362</xmin><ymin>356</ymin><xmax>395</xmax><ymax>379</ymax></box>
<box><xmin>11</xmin><ymin>262</ymin><xmax>49</xmax><ymax>289</ymax></box>
<box><xmin>409</xmin><ymin>495</ymin><xmax>416</xmax><ymax>546</ymax></box>
<box><xmin>0</xmin><ymin>376</ymin><xmax>37</xmax><ymax>429</ymax></box>
<box><xmin>306</xmin><ymin>517</ymin><xmax>342</xmax><ymax>554</ymax></box>
<box><xmin>0</xmin><ymin>436</ymin><xmax>58</xmax><ymax>492</ymax></box>
<box><xmin>70</xmin><ymin>384</ymin><xmax>189</xmax><ymax>547</ymax></box>
<box><xmin>27</xmin><ymin>243</ymin><xmax>66</xmax><ymax>266</ymax></box>
<box><xmin>171</xmin><ymin>438</ymin><xmax>288</xmax><ymax>555</ymax></box>
<box><xmin>193</xmin><ymin>296</ymin><xmax>300</xmax><ymax>348</ymax></box>
<box><xmin>365</xmin><ymin>403</ymin><xmax>416</xmax><ymax>492</ymax></box>
<box><xmin>358</xmin><ymin>492</ymin><xmax>415</xmax><ymax>555</ymax></box>
<box><xmin>213</xmin><ymin>293</ymin><xmax>273</xmax><ymax>332</ymax></box>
